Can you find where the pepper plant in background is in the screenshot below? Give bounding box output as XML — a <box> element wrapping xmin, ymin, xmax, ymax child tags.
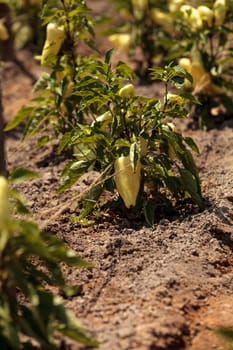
<box><xmin>107</xmin><ymin>0</ymin><xmax>233</xmax><ymax>127</ymax></box>
<box><xmin>5</xmin><ymin>0</ymin><xmax>98</xmax><ymax>143</ymax></box>
<box><xmin>108</xmin><ymin>0</ymin><xmax>175</xmax><ymax>81</ymax></box>
<box><xmin>0</xmin><ymin>174</ymin><xmax>99</xmax><ymax>349</ymax></box>
<box><xmin>176</xmin><ymin>0</ymin><xmax>233</xmax><ymax>127</ymax></box>
<box><xmin>1</xmin><ymin>0</ymin><xmax>43</xmax><ymax>50</ymax></box>
<box><xmin>0</xmin><ymin>69</ymin><xmax>6</xmax><ymax>177</ymax></box>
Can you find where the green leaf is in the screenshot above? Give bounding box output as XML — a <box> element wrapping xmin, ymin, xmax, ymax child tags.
<box><xmin>78</xmin><ymin>184</ymin><xmax>104</xmax><ymax>219</ymax></box>
<box><xmin>59</xmin><ymin>160</ymin><xmax>92</xmax><ymax>192</ymax></box>
<box><xmin>4</xmin><ymin>106</ymin><xmax>35</xmax><ymax>131</ymax></box>
<box><xmin>179</xmin><ymin>168</ymin><xmax>204</xmax><ymax>210</ymax></box>
<box><xmin>115</xmin><ymin>61</ymin><xmax>135</xmax><ymax>79</ymax></box>
<box><xmin>33</xmin><ymin>72</ymin><xmax>50</xmax><ymax>92</ymax></box>
<box><xmin>43</xmin><ymin>233</ymin><xmax>91</xmax><ymax>268</ymax></box>
<box><xmin>171</xmin><ymin>75</ymin><xmax>185</xmax><ymax>87</ymax></box>
<box><xmin>105</xmin><ymin>48</ymin><xmax>114</xmax><ymax>64</ymax></box>
<box><xmin>220</xmin><ymin>94</ymin><xmax>233</xmax><ymax>111</ymax></box>
<box><xmin>23</xmin><ymin>108</ymin><xmax>49</xmax><ymax>139</ymax></box>
<box><xmin>19</xmin><ymin>304</ymin><xmax>55</xmax><ymax>349</ymax></box>
<box><xmin>164</xmin><ymin>175</ymin><xmax>182</xmax><ymax>196</ymax></box>
<box><xmin>37</xmin><ymin>135</ymin><xmax>52</xmax><ymax>148</ymax></box>
<box><xmin>9</xmin><ymin>168</ymin><xmax>39</xmax><ymax>183</ymax></box>
<box><xmin>58</xmin><ymin>132</ymin><xmax>72</xmax><ymax>154</ymax></box>
<box><xmin>0</xmin><ymin>229</ymin><xmax>9</xmax><ymax>252</ymax></box>
<box><xmin>184</xmin><ymin>137</ymin><xmax>199</xmax><ymax>153</ymax></box>
<box><xmin>54</xmin><ymin>303</ymin><xmax>99</xmax><ymax>347</ymax></box>
<box><xmin>14</xmin><ymin>197</ymin><xmax>30</xmax><ymax>214</ymax></box>
<box><xmin>149</xmin><ymin>67</ymin><xmax>166</xmax><ymax>81</ymax></box>
<box><xmin>178</xmin><ymin>148</ymin><xmax>200</xmax><ymax>189</ymax></box>
<box><xmin>143</xmin><ymin>200</ymin><xmax>157</xmax><ymax>226</ymax></box>
<box><xmin>0</xmin><ymin>299</ymin><xmax>20</xmax><ymax>348</ymax></box>
<box><xmin>217</xmin><ymin>327</ymin><xmax>233</xmax><ymax>342</ymax></box>
<box><xmin>114</xmin><ymin>138</ymin><xmax>130</xmax><ymax>149</ymax></box>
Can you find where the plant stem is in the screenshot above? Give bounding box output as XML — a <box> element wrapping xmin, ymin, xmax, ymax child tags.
<box><xmin>61</xmin><ymin>0</ymin><xmax>80</xmax><ymax>124</ymax></box>
<box><xmin>0</xmin><ymin>68</ymin><xmax>7</xmax><ymax>177</ymax></box>
<box><xmin>162</xmin><ymin>82</ymin><xmax>168</xmax><ymax>114</ymax></box>
<box><xmin>0</xmin><ymin>3</ymin><xmax>14</xmax><ymax>61</ymax></box>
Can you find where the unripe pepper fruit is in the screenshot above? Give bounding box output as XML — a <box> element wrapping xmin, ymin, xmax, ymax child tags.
<box><xmin>213</xmin><ymin>0</ymin><xmax>226</xmax><ymax>26</ymax></box>
<box><xmin>114</xmin><ymin>156</ymin><xmax>141</xmax><ymax>208</ymax></box>
<box><xmin>132</xmin><ymin>0</ymin><xmax>148</xmax><ymax>20</ymax></box>
<box><xmin>108</xmin><ymin>33</ymin><xmax>132</xmax><ymax>53</ymax></box>
<box><xmin>91</xmin><ymin>111</ymin><xmax>112</xmax><ymax>130</ymax></box>
<box><xmin>150</xmin><ymin>9</ymin><xmax>174</xmax><ymax>35</ymax></box>
<box><xmin>41</xmin><ymin>22</ymin><xmax>65</xmax><ymax>65</ymax></box>
<box><xmin>197</xmin><ymin>6</ymin><xmax>214</xmax><ymax>27</ymax></box>
<box><xmin>0</xmin><ymin>176</ymin><xmax>11</xmax><ymax>231</ymax></box>
<box><xmin>118</xmin><ymin>84</ymin><xmax>135</xmax><ymax>99</ymax></box>
<box><xmin>0</xmin><ymin>21</ymin><xmax>9</xmax><ymax>41</ymax></box>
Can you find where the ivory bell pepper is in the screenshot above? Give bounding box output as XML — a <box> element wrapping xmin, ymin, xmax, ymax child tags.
<box><xmin>150</xmin><ymin>9</ymin><xmax>174</xmax><ymax>34</ymax></box>
<box><xmin>92</xmin><ymin>111</ymin><xmax>112</xmax><ymax>130</ymax></box>
<box><xmin>179</xmin><ymin>56</ymin><xmax>223</xmax><ymax>95</ymax></box>
<box><xmin>197</xmin><ymin>6</ymin><xmax>214</xmax><ymax>27</ymax></box>
<box><xmin>0</xmin><ymin>21</ymin><xmax>9</xmax><ymax>41</ymax></box>
<box><xmin>213</xmin><ymin>0</ymin><xmax>226</xmax><ymax>26</ymax></box>
<box><xmin>0</xmin><ymin>176</ymin><xmax>11</xmax><ymax>231</ymax></box>
<box><xmin>108</xmin><ymin>33</ymin><xmax>132</xmax><ymax>52</ymax></box>
<box><xmin>41</xmin><ymin>22</ymin><xmax>65</xmax><ymax>65</ymax></box>
<box><xmin>132</xmin><ymin>0</ymin><xmax>148</xmax><ymax>12</ymax></box>
<box><xmin>168</xmin><ymin>0</ymin><xmax>185</xmax><ymax>12</ymax></box>
<box><xmin>118</xmin><ymin>83</ymin><xmax>135</xmax><ymax>99</ymax></box>
<box><xmin>132</xmin><ymin>0</ymin><xmax>148</xmax><ymax>19</ymax></box>
<box><xmin>180</xmin><ymin>5</ymin><xmax>203</xmax><ymax>31</ymax></box>
<box><xmin>114</xmin><ymin>156</ymin><xmax>141</xmax><ymax>208</ymax></box>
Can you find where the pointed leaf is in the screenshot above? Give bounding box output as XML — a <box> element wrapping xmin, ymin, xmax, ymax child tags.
<box><xmin>105</xmin><ymin>48</ymin><xmax>114</xmax><ymax>64</ymax></box>
<box><xmin>144</xmin><ymin>200</ymin><xmax>157</xmax><ymax>226</ymax></box>
<box><xmin>9</xmin><ymin>168</ymin><xmax>39</xmax><ymax>183</ymax></box>
<box><xmin>4</xmin><ymin>106</ymin><xmax>34</xmax><ymax>131</ymax></box>
<box><xmin>179</xmin><ymin>168</ymin><xmax>204</xmax><ymax>210</ymax></box>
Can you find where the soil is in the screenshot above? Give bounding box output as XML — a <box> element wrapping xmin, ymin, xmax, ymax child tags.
<box><xmin>2</xmin><ymin>1</ymin><xmax>233</xmax><ymax>349</ymax></box>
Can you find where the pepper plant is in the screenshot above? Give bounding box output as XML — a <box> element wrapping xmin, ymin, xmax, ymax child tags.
<box><xmin>175</xmin><ymin>0</ymin><xmax>233</xmax><ymax>127</ymax></box>
<box><xmin>108</xmin><ymin>0</ymin><xmax>233</xmax><ymax>127</ymax></box>
<box><xmin>1</xmin><ymin>0</ymin><xmax>43</xmax><ymax>50</ymax></box>
<box><xmin>108</xmin><ymin>0</ymin><xmax>177</xmax><ymax>81</ymax></box>
<box><xmin>0</xmin><ymin>174</ymin><xmax>98</xmax><ymax>349</ymax></box>
<box><xmin>5</xmin><ymin>0</ymin><xmax>98</xmax><ymax>144</ymax></box>
<box><xmin>58</xmin><ymin>58</ymin><xmax>203</xmax><ymax>225</ymax></box>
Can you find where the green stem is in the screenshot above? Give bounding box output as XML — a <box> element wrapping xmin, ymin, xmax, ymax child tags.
<box><xmin>0</xmin><ymin>68</ymin><xmax>7</xmax><ymax>177</ymax></box>
<box><xmin>162</xmin><ymin>82</ymin><xmax>168</xmax><ymax>114</ymax></box>
<box><xmin>121</xmin><ymin>102</ymin><xmax>131</xmax><ymax>142</ymax></box>
<box><xmin>60</xmin><ymin>0</ymin><xmax>80</xmax><ymax>125</ymax></box>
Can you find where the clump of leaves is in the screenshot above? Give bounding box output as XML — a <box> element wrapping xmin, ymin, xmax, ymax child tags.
<box><xmin>108</xmin><ymin>0</ymin><xmax>178</xmax><ymax>81</ymax></box>
<box><xmin>5</xmin><ymin>0</ymin><xmax>98</xmax><ymax>144</ymax></box>
<box><xmin>107</xmin><ymin>0</ymin><xmax>233</xmax><ymax>127</ymax></box>
<box><xmin>58</xmin><ymin>57</ymin><xmax>203</xmax><ymax>225</ymax></box>
<box><xmin>217</xmin><ymin>327</ymin><xmax>233</xmax><ymax>348</ymax></box>
<box><xmin>3</xmin><ymin>0</ymin><xmax>44</xmax><ymax>50</ymax></box>
<box><xmin>175</xmin><ymin>0</ymin><xmax>233</xmax><ymax>128</ymax></box>
<box><xmin>0</xmin><ymin>173</ymin><xmax>99</xmax><ymax>349</ymax></box>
